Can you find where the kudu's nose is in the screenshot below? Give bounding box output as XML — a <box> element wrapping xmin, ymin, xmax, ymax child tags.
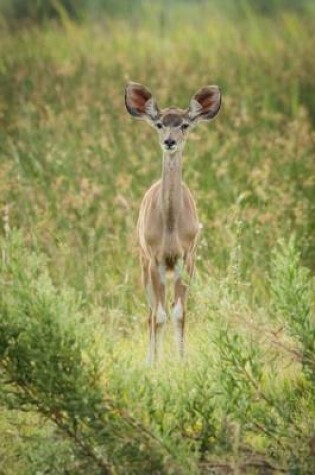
<box><xmin>164</xmin><ymin>138</ymin><xmax>176</xmax><ymax>148</ymax></box>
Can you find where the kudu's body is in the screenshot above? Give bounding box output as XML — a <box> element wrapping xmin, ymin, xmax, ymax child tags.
<box><xmin>125</xmin><ymin>82</ymin><xmax>221</xmax><ymax>364</ymax></box>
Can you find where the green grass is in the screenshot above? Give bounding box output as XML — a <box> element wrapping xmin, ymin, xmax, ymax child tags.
<box><xmin>0</xmin><ymin>2</ymin><xmax>314</xmax><ymax>473</ymax></box>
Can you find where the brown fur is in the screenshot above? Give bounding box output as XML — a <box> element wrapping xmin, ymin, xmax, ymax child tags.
<box><xmin>137</xmin><ymin>178</ymin><xmax>200</xmax><ymax>268</ymax></box>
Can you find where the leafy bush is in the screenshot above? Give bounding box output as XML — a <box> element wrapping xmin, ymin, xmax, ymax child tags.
<box><xmin>0</xmin><ymin>232</ymin><xmax>182</xmax><ymax>474</ymax></box>
<box><xmin>270</xmin><ymin>237</ymin><xmax>315</xmax><ymax>381</ymax></box>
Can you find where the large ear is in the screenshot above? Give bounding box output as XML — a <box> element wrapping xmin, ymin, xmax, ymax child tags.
<box><xmin>125</xmin><ymin>82</ymin><xmax>159</xmax><ymax>121</ymax></box>
<box><xmin>188</xmin><ymin>85</ymin><xmax>221</xmax><ymax>123</ymax></box>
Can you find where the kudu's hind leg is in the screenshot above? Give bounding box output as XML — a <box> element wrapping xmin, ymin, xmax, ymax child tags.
<box><xmin>172</xmin><ymin>255</ymin><xmax>195</xmax><ymax>357</ymax></box>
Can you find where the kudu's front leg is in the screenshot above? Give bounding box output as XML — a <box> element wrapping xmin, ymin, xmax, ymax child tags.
<box><xmin>144</xmin><ymin>261</ymin><xmax>166</xmax><ymax>365</ymax></box>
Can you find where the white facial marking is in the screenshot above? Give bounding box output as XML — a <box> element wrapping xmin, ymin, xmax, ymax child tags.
<box><xmin>163</xmin><ymin>144</ymin><xmax>177</xmax><ymax>154</ymax></box>
<box><xmin>172</xmin><ymin>298</ymin><xmax>183</xmax><ymax>321</ymax></box>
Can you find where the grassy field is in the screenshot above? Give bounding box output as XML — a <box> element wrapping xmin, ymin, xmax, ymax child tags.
<box><xmin>0</xmin><ymin>1</ymin><xmax>315</xmax><ymax>473</ymax></box>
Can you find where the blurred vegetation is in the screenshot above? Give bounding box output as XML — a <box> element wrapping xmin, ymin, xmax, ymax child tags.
<box><xmin>0</xmin><ymin>0</ymin><xmax>314</xmax><ymax>473</ymax></box>
<box><xmin>0</xmin><ymin>0</ymin><xmax>315</xmax><ymax>23</ymax></box>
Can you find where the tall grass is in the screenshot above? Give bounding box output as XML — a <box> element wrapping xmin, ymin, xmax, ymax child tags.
<box><xmin>0</xmin><ymin>2</ymin><xmax>314</xmax><ymax>473</ymax></box>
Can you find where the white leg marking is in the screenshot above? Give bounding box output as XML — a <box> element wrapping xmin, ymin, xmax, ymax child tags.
<box><xmin>172</xmin><ymin>298</ymin><xmax>183</xmax><ymax>321</ymax></box>
<box><xmin>156</xmin><ymin>302</ymin><xmax>167</xmax><ymax>324</ymax></box>
<box><xmin>172</xmin><ymin>298</ymin><xmax>184</xmax><ymax>356</ymax></box>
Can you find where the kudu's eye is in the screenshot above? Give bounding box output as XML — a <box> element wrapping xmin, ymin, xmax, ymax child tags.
<box><xmin>156</xmin><ymin>122</ymin><xmax>163</xmax><ymax>129</ymax></box>
<box><xmin>181</xmin><ymin>123</ymin><xmax>189</xmax><ymax>131</ymax></box>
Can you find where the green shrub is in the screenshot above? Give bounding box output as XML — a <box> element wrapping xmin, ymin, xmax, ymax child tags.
<box><xmin>270</xmin><ymin>237</ymin><xmax>315</xmax><ymax>381</ymax></box>
<box><xmin>0</xmin><ymin>232</ymin><xmax>182</xmax><ymax>474</ymax></box>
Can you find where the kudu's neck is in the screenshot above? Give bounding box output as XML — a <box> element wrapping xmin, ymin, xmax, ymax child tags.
<box><xmin>160</xmin><ymin>150</ymin><xmax>183</xmax><ymax>232</ymax></box>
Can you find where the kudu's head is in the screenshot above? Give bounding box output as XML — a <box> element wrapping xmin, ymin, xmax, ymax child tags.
<box><xmin>125</xmin><ymin>82</ymin><xmax>221</xmax><ymax>154</ymax></box>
